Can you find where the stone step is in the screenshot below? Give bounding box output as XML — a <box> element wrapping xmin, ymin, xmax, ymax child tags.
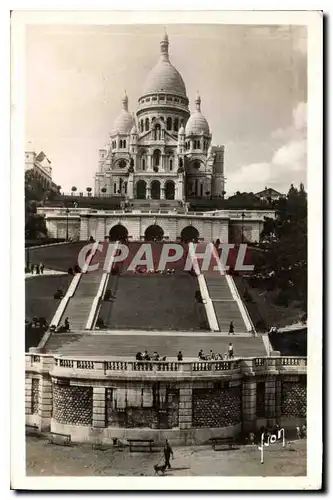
<box><xmin>45</xmin><ymin>333</ymin><xmax>267</xmax><ymax>358</ymax></box>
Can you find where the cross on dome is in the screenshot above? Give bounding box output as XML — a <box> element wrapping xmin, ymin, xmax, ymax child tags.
<box><xmin>122</xmin><ymin>91</ymin><xmax>128</xmax><ymax>111</ymax></box>
<box><xmin>195</xmin><ymin>92</ymin><xmax>201</xmax><ymax>112</ymax></box>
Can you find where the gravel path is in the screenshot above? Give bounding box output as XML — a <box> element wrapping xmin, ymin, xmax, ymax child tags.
<box><xmin>26</xmin><ymin>435</ymin><xmax>306</xmax><ymax>477</ymax></box>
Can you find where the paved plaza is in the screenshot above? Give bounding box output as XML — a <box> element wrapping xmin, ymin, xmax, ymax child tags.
<box><xmin>26</xmin><ymin>435</ymin><xmax>306</xmax><ymax>477</ymax></box>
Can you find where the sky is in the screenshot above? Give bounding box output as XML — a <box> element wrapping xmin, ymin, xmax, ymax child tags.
<box><xmin>25</xmin><ymin>23</ymin><xmax>307</xmax><ymax>195</ymax></box>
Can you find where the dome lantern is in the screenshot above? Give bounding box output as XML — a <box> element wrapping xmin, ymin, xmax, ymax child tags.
<box><xmin>160</xmin><ymin>31</ymin><xmax>169</xmax><ymax>62</ymax></box>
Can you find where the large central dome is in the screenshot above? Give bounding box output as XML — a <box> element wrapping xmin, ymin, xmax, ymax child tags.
<box><xmin>142</xmin><ymin>33</ymin><xmax>187</xmax><ymax>97</ymax></box>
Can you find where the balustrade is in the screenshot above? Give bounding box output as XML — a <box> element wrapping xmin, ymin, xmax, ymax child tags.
<box><xmin>26</xmin><ymin>354</ymin><xmax>306</xmax><ymax>377</ymax></box>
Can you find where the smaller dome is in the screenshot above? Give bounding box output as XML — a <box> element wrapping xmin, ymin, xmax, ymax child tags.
<box><xmin>130</xmin><ymin>124</ymin><xmax>137</xmax><ymax>135</ymax></box>
<box><xmin>185</xmin><ymin>112</ymin><xmax>210</xmax><ymax>136</ymax></box>
<box><xmin>185</xmin><ymin>94</ymin><xmax>210</xmax><ymax>136</ymax></box>
<box><xmin>178</xmin><ymin>124</ymin><xmax>185</xmax><ymax>135</ymax></box>
<box><xmin>112</xmin><ymin>111</ymin><xmax>134</xmax><ymax>135</ymax></box>
<box><xmin>111</xmin><ymin>92</ymin><xmax>134</xmax><ymax>136</ymax></box>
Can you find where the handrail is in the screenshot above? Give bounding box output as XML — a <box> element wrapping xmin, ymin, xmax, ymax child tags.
<box><xmin>188</xmin><ymin>243</ymin><xmax>219</xmax><ymax>332</ymax></box>
<box><xmin>86</xmin><ymin>241</ymin><xmax>120</xmax><ymax>329</ymax></box>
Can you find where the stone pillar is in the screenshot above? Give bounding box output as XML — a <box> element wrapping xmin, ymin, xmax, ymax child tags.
<box><xmin>179</xmin><ymin>385</ymin><xmax>192</xmax><ymax>429</ymax></box>
<box><xmin>93</xmin><ymin>387</ymin><xmax>106</xmax><ymax>428</ymax></box>
<box><xmin>265</xmin><ymin>376</ymin><xmax>276</xmax><ymax>426</ymax></box>
<box><xmin>242</xmin><ymin>379</ymin><xmax>256</xmax><ymax>433</ymax></box>
<box><xmin>38</xmin><ymin>377</ymin><xmax>53</xmax><ymax>431</ymax></box>
<box><xmin>177</xmin><ymin>175</ymin><xmax>184</xmax><ymax>201</ymax></box>
<box><xmin>147</xmin><ymin>186</ymin><xmax>151</xmax><ymax>199</ymax></box>
<box><xmin>25</xmin><ymin>377</ymin><xmax>32</xmax><ymax>415</ymax></box>
<box><xmin>128</xmin><ymin>173</ymin><xmax>134</xmax><ymax>199</ymax></box>
<box><xmin>275</xmin><ymin>379</ymin><xmax>282</xmax><ymax>422</ymax></box>
<box><xmin>161</xmin><ymin>187</ymin><xmax>165</xmax><ymax>200</ymax></box>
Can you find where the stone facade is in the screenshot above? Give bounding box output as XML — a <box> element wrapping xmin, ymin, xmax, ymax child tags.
<box><xmin>39</xmin><ymin>206</ymin><xmax>274</xmax><ymax>244</ymax></box>
<box><xmin>94</xmin><ymin>34</ymin><xmax>225</xmax><ymax>201</ymax></box>
<box><xmin>25</xmin><ymin>354</ymin><xmax>307</xmax><ymax>445</ymax></box>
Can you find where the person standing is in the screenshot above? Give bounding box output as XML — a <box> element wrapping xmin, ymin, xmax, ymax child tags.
<box><xmin>229</xmin><ymin>321</ymin><xmax>235</xmax><ymax>335</ymax></box>
<box><xmin>163</xmin><ymin>439</ymin><xmax>174</xmax><ymax>469</ymax></box>
<box><xmin>228</xmin><ymin>342</ymin><xmax>234</xmax><ymax>359</ymax></box>
<box><xmin>40</xmin><ymin>262</ymin><xmax>44</xmax><ymax>274</ymax></box>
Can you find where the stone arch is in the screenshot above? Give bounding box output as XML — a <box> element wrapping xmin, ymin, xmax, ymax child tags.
<box><xmin>109</xmin><ymin>223</ymin><xmax>128</xmax><ymax>241</ymax></box>
<box><xmin>151</xmin><ymin>180</ymin><xmax>161</xmax><ymax>200</ymax></box>
<box><xmin>136</xmin><ymin>179</ymin><xmax>147</xmax><ymax>199</ymax></box>
<box><xmin>165</xmin><ymin>180</ymin><xmax>175</xmax><ymax>200</ymax></box>
<box><xmin>181</xmin><ymin>225</ymin><xmax>200</xmax><ymax>243</ymax></box>
<box><xmin>144</xmin><ymin>224</ymin><xmax>164</xmax><ymax>241</ymax></box>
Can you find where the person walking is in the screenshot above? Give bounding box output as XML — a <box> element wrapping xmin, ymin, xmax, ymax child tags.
<box><xmin>163</xmin><ymin>439</ymin><xmax>174</xmax><ymax>469</ymax></box>
<box><xmin>229</xmin><ymin>321</ymin><xmax>235</xmax><ymax>335</ymax></box>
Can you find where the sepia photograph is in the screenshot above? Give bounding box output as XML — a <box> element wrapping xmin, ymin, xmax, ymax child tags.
<box><xmin>10</xmin><ymin>9</ymin><xmax>322</xmax><ymax>490</ymax></box>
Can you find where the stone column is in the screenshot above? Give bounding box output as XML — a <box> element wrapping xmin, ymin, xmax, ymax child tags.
<box><xmin>147</xmin><ymin>186</ymin><xmax>151</xmax><ymax>199</ymax></box>
<box><xmin>177</xmin><ymin>176</ymin><xmax>184</xmax><ymax>201</ymax></box>
<box><xmin>275</xmin><ymin>379</ymin><xmax>282</xmax><ymax>422</ymax></box>
<box><xmin>92</xmin><ymin>387</ymin><xmax>106</xmax><ymax>428</ymax></box>
<box><xmin>264</xmin><ymin>376</ymin><xmax>277</xmax><ymax>428</ymax></box>
<box><xmin>38</xmin><ymin>377</ymin><xmax>53</xmax><ymax>431</ymax></box>
<box><xmin>128</xmin><ymin>173</ymin><xmax>134</xmax><ymax>199</ymax></box>
<box><xmin>25</xmin><ymin>377</ymin><xmax>32</xmax><ymax>415</ymax></box>
<box><xmin>242</xmin><ymin>379</ymin><xmax>257</xmax><ymax>433</ymax></box>
<box><xmin>179</xmin><ymin>385</ymin><xmax>192</xmax><ymax>429</ymax></box>
<box><xmin>161</xmin><ymin>187</ymin><xmax>165</xmax><ymax>200</ymax></box>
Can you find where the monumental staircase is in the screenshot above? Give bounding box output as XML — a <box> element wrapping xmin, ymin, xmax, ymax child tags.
<box><xmin>204</xmin><ymin>273</ymin><xmax>249</xmax><ymax>333</ymax></box>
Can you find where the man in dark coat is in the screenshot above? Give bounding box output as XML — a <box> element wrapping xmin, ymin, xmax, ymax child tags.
<box><xmin>163</xmin><ymin>439</ymin><xmax>174</xmax><ymax>469</ymax></box>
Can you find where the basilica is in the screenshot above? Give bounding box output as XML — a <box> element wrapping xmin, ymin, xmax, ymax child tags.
<box><xmin>95</xmin><ymin>33</ymin><xmax>225</xmax><ymax>202</ymax></box>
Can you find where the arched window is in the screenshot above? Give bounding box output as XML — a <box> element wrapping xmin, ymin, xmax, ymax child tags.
<box><xmin>169</xmin><ymin>159</ymin><xmax>173</xmax><ymax>171</ymax></box>
<box><xmin>140</xmin><ymin>120</ymin><xmax>144</xmax><ymax>133</ymax></box>
<box><xmin>167</xmin><ymin>117</ymin><xmax>172</xmax><ymax>130</ymax></box>
<box><xmin>124</xmin><ymin>181</ymin><xmax>128</xmax><ymax>194</ymax></box>
<box><xmin>145</xmin><ymin>118</ymin><xmax>149</xmax><ymax>131</ymax></box>
<box><xmin>141</xmin><ymin>157</ymin><xmax>146</xmax><ymax>171</ymax></box>
<box><xmin>113</xmin><ymin>182</ymin><xmax>117</xmax><ymax>194</ymax></box>
<box><xmin>119</xmin><ymin>140</ymin><xmax>122</xmax><ymax>148</ymax></box>
<box><xmin>174</xmin><ymin>118</ymin><xmax>179</xmax><ymax>132</ymax></box>
<box><xmin>123</xmin><ymin>140</ymin><xmax>126</xmax><ymax>148</ymax></box>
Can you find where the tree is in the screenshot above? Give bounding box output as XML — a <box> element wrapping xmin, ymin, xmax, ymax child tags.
<box><xmin>71</xmin><ymin>186</ymin><xmax>77</xmax><ymax>195</ymax></box>
<box><xmin>256</xmin><ymin>183</ymin><xmax>307</xmax><ymax>311</ymax></box>
<box><xmin>86</xmin><ymin>187</ymin><xmax>92</xmax><ymax>197</ymax></box>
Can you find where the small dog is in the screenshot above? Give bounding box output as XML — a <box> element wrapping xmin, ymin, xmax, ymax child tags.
<box><xmin>154</xmin><ymin>464</ymin><xmax>167</xmax><ymax>475</ymax></box>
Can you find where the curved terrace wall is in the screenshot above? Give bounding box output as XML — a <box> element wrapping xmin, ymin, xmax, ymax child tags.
<box><xmin>25</xmin><ymin>354</ymin><xmax>307</xmax><ymax>445</ymax></box>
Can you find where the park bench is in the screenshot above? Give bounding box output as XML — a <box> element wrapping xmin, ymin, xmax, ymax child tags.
<box><xmin>48</xmin><ymin>432</ymin><xmax>71</xmax><ymax>446</ymax></box>
<box><xmin>210</xmin><ymin>436</ymin><xmax>235</xmax><ymax>451</ymax></box>
<box><xmin>128</xmin><ymin>438</ymin><xmax>154</xmax><ymax>452</ymax></box>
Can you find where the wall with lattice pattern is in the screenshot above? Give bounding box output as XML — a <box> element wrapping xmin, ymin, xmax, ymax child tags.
<box><xmin>53</xmin><ymin>385</ymin><xmax>93</xmax><ymax>425</ymax></box>
<box><xmin>192</xmin><ymin>386</ymin><xmax>241</xmax><ymax>428</ymax></box>
<box><xmin>281</xmin><ymin>381</ymin><xmax>306</xmax><ymax>418</ymax></box>
<box><xmin>32</xmin><ymin>379</ymin><xmax>39</xmax><ymax>414</ymax></box>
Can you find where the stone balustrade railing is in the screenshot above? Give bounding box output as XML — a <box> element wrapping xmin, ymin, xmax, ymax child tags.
<box><xmin>25</xmin><ymin>353</ymin><xmax>307</xmax><ymax>378</ymax></box>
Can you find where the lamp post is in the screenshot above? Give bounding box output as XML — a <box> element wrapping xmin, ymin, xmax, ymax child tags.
<box><xmin>66</xmin><ymin>208</ymin><xmax>70</xmax><ymax>241</ymax></box>
<box><xmin>241</xmin><ymin>212</ymin><xmax>245</xmax><ymax>243</ymax></box>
